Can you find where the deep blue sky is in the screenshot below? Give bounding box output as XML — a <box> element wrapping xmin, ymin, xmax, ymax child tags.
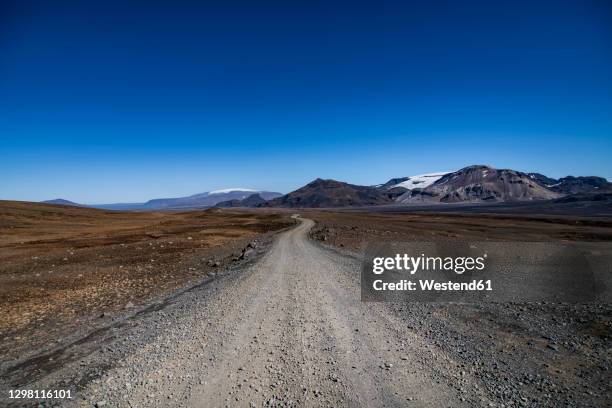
<box><xmin>1</xmin><ymin>0</ymin><xmax>611</xmax><ymax>203</ymax></box>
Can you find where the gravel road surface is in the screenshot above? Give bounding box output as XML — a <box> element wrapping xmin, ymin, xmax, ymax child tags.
<box><xmin>71</xmin><ymin>218</ymin><xmax>485</xmax><ymax>407</ymax></box>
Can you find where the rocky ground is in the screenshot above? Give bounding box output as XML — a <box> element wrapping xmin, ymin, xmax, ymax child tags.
<box><xmin>0</xmin><ymin>207</ymin><xmax>610</xmax><ymax>407</ymax></box>
<box><xmin>306</xmin><ymin>210</ymin><xmax>612</xmax><ymax>251</ymax></box>
<box><xmin>0</xmin><ymin>201</ymin><xmax>294</xmax><ymax>362</ymax></box>
<box><xmin>308</xmin><ymin>211</ymin><xmax>612</xmax><ymax>407</ymax></box>
<box><xmin>382</xmin><ymin>299</ymin><xmax>611</xmax><ymax>407</ymax></box>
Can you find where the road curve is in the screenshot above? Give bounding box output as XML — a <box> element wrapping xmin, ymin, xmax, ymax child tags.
<box><xmin>74</xmin><ymin>218</ymin><xmax>489</xmax><ymax>407</ymax></box>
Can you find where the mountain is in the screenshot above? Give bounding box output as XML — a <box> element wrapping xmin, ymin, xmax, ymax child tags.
<box><xmin>527</xmin><ymin>173</ymin><xmax>611</xmax><ymax>194</ymax></box>
<box><xmin>38</xmin><ymin>169</ymin><xmax>612</xmax><ymax>210</ymax></box>
<box><xmin>121</xmin><ymin>189</ymin><xmax>281</xmax><ymax>210</ymax></box>
<box><xmin>546</xmin><ymin>176</ymin><xmax>612</xmax><ymax>195</ymax></box>
<box><xmin>140</xmin><ymin>189</ymin><xmax>281</xmax><ymax>210</ymax></box>
<box><xmin>42</xmin><ymin>199</ymin><xmax>83</xmax><ymax>207</ymax></box>
<box><xmin>43</xmin><ymin>189</ymin><xmax>283</xmax><ymax>210</ymax></box>
<box><xmin>215</xmin><ymin>193</ymin><xmax>268</xmax><ymax>208</ymax></box>
<box><xmin>396</xmin><ymin>165</ymin><xmax>560</xmax><ymax>204</ymax></box>
<box><xmin>265</xmin><ymin>178</ymin><xmax>393</xmax><ymax>208</ymax></box>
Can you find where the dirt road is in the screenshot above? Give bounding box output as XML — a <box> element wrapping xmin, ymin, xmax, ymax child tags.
<box><xmin>40</xmin><ymin>217</ymin><xmax>483</xmax><ymax>407</ymax></box>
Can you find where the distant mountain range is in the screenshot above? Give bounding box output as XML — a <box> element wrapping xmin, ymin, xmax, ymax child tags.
<box><xmin>43</xmin><ymin>189</ymin><xmax>282</xmax><ymax>210</ymax></box>
<box><xmin>41</xmin><ymin>165</ymin><xmax>611</xmax><ymax>210</ymax></box>
<box><xmin>261</xmin><ymin>165</ymin><xmax>611</xmax><ymax>208</ymax></box>
<box><xmin>136</xmin><ymin>189</ymin><xmax>282</xmax><ymax>210</ymax></box>
<box><xmin>527</xmin><ymin>174</ymin><xmax>611</xmax><ymax>195</ymax></box>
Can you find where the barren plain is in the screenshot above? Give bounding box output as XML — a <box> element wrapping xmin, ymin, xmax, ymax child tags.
<box><xmin>0</xmin><ymin>203</ymin><xmax>610</xmax><ymax>407</ymax></box>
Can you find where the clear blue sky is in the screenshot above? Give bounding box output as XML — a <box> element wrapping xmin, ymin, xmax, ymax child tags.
<box><xmin>1</xmin><ymin>0</ymin><xmax>611</xmax><ymax>203</ymax></box>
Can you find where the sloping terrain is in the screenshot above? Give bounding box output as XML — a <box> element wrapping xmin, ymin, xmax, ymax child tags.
<box><xmin>266</xmin><ymin>178</ymin><xmax>393</xmax><ymax>208</ymax></box>
<box><xmin>547</xmin><ymin>176</ymin><xmax>612</xmax><ymax>195</ymax></box>
<box><xmin>527</xmin><ymin>172</ymin><xmax>559</xmax><ymax>186</ymax></box>
<box><xmin>41</xmin><ymin>199</ymin><xmax>83</xmax><ymax>206</ymax></box>
<box><xmin>385</xmin><ymin>172</ymin><xmax>450</xmax><ymax>190</ymax></box>
<box><xmin>378</xmin><ymin>177</ymin><xmax>410</xmax><ymax>189</ymax></box>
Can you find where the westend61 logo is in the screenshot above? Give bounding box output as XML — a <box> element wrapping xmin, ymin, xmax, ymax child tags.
<box><xmin>361</xmin><ymin>241</ymin><xmax>612</xmax><ymax>303</ymax></box>
<box><xmin>372</xmin><ymin>253</ymin><xmax>487</xmax><ymax>275</ymax></box>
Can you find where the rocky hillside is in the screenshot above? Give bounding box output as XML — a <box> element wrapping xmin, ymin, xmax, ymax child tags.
<box><xmin>528</xmin><ymin>173</ymin><xmax>611</xmax><ymax>194</ymax></box>
<box><xmin>547</xmin><ymin>176</ymin><xmax>612</xmax><ymax>195</ymax></box>
<box><xmin>265</xmin><ymin>179</ymin><xmax>393</xmax><ymax>208</ymax></box>
<box><xmin>215</xmin><ymin>193</ymin><xmax>268</xmax><ymax>208</ymax></box>
<box><xmin>527</xmin><ymin>173</ymin><xmax>558</xmax><ymax>187</ymax></box>
<box><xmin>141</xmin><ymin>190</ymin><xmax>282</xmax><ymax>209</ymax></box>
<box><xmin>397</xmin><ymin>165</ymin><xmax>561</xmax><ymax>204</ymax></box>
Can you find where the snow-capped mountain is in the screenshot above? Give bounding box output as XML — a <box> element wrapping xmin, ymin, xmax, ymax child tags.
<box><xmin>396</xmin><ymin>165</ymin><xmax>560</xmax><ymax>204</ymax></box>
<box><xmin>208</xmin><ymin>188</ymin><xmax>257</xmax><ymax>195</ymax></box>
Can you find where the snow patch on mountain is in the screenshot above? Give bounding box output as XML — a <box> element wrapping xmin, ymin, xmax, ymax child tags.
<box><xmin>208</xmin><ymin>188</ymin><xmax>257</xmax><ymax>195</ymax></box>
<box><xmin>390</xmin><ymin>172</ymin><xmax>450</xmax><ymax>190</ymax></box>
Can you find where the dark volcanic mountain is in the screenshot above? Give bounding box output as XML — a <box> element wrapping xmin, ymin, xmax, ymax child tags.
<box><xmin>547</xmin><ymin>176</ymin><xmax>612</xmax><ymax>195</ymax></box>
<box><xmin>265</xmin><ymin>179</ymin><xmax>393</xmax><ymax>208</ymax></box>
<box><xmin>215</xmin><ymin>193</ymin><xmax>268</xmax><ymax>208</ymax></box>
<box><xmin>397</xmin><ymin>165</ymin><xmax>560</xmax><ymax>204</ymax></box>
<box><xmin>527</xmin><ymin>173</ymin><xmax>611</xmax><ymax>194</ymax></box>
